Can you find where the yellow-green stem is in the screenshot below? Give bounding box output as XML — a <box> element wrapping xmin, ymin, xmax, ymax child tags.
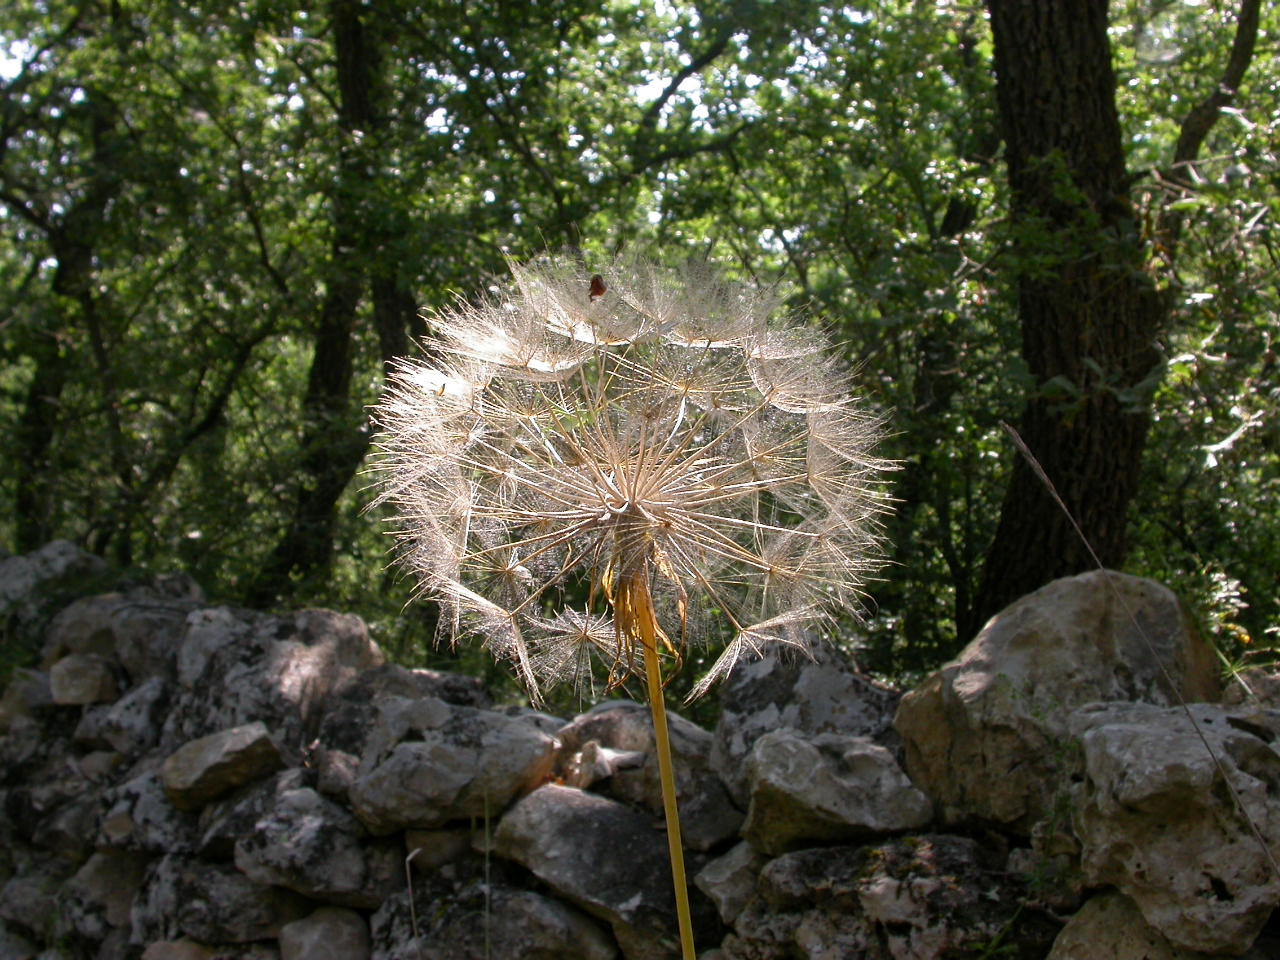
<box><xmin>627</xmin><ymin>574</ymin><xmax>697</xmax><ymax>960</ymax></box>
<box><xmin>643</xmin><ymin>635</ymin><xmax>697</xmax><ymax>959</ymax></box>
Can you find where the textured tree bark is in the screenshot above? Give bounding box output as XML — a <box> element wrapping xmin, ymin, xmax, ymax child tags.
<box><xmin>14</xmin><ymin>100</ymin><xmax>124</xmax><ymax>554</ymax></box>
<box><xmin>965</xmin><ymin>1</ymin><xmax>1165</xmax><ymax>638</ymax></box>
<box><xmin>250</xmin><ymin>0</ymin><xmax>415</xmax><ymax>605</ymax></box>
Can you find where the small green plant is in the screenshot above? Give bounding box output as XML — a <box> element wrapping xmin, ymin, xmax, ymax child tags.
<box><xmin>370</xmin><ymin>254</ymin><xmax>891</xmax><ymax>958</ymax></box>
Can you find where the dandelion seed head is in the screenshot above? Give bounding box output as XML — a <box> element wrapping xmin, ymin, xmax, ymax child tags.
<box><xmin>370</xmin><ymin>255</ymin><xmax>891</xmax><ymax>702</ymax></box>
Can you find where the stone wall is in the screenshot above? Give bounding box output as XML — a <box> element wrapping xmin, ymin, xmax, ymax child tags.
<box><xmin>2</xmin><ymin>542</ymin><xmax>1279</xmax><ymax>959</ymax></box>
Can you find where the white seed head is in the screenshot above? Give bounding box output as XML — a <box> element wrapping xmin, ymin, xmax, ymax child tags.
<box><xmin>370</xmin><ymin>255</ymin><xmax>891</xmax><ymax>702</ymax></box>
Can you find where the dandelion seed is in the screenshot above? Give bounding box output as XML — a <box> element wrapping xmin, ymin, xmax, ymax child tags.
<box><xmin>370</xmin><ymin>254</ymin><xmax>891</xmax><ymax>959</ymax></box>
<box><xmin>371</xmin><ymin>254</ymin><xmax>891</xmax><ymax>702</ymax></box>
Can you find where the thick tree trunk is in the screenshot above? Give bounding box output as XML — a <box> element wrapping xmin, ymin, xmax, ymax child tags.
<box><xmin>250</xmin><ymin>0</ymin><xmax>372</xmax><ymax>605</ymax></box>
<box><xmin>14</xmin><ymin>342</ymin><xmax>66</xmax><ymax>553</ymax></box>
<box><xmin>14</xmin><ymin>100</ymin><xmax>124</xmax><ymax>554</ymax></box>
<box><xmin>964</xmin><ymin>1</ymin><xmax>1165</xmax><ymax>637</ymax></box>
<box><xmin>250</xmin><ymin>0</ymin><xmax>415</xmax><ymax>605</ymax></box>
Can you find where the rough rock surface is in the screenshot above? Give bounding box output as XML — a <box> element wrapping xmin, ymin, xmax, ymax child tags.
<box><xmin>404</xmin><ymin>827</ymin><xmax>473</xmax><ymax>874</ymax></box>
<box><xmin>56</xmin><ymin>849</ymin><xmax>149</xmax><ymax>943</ymax></box>
<box><xmin>426</xmin><ymin>887</ymin><xmax>616</xmax><ymax>960</ymax></box>
<box><xmin>1046</xmin><ymin>889</ymin><xmax>1213</xmax><ymax>960</ymax></box>
<box><xmin>0</xmin><ymin>667</ymin><xmax>52</xmax><ymax>733</ymax></box>
<box><xmin>0</xmin><ymin>853</ymin><xmax>76</xmax><ymax>943</ymax></box>
<box><xmin>234</xmin><ymin>786</ymin><xmax>401</xmax><ymax>908</ymax></box>
<box><xmin>95</xmin><ymin>675</ymin><xmax>171</xmax><ymax>756</ymax></box>
<box><xmin>141</xmin><ymin>940</ymin><xmax>280</xmax><ymax>960</ymax></box>
<box><xmin>742</xmin><ymin>730</ymin><xmax>932</xmax><ymax>854</ymax></box>
<box><xmin>0</xmin><ymin>540</ymin><xmax>107</xmax><ymax>647</ymax></box>
<box><xmin>0</xmin><ymin>922</ymin><xmax>38</xmax><ymax>959</ymax></box>
<box><xmin>723</xmin><ymin>835</ymin><xmax>1056</xmax><ymax>960</ymax></box>
<box><xmin>1069</xmin><ymin>700</ymin><xmax>1280</xmax><ymax>954</ymax></box>
<box><xmin>1224</xmin><ymin>666</ymin><xmax>1280</xmax><ymax>708</ymax></box>
<box><xmin>160</xmin><ymin>721</ymin><xmax>284</xmax><ymax>811</ymax></box>
<box><xmin>279</xmin><ymin>906</ymin><xmax>371</xmax><ymax>960</ymax></box>
<box><xmin>696</xmin><ymin>842</ymin><xmax>763</xmax><ymax>925</ymax></box>
<box><xmin>161</xmin><ymin>606</ymin><xmax>384</xmax><ymax>756</ymax></box>
<box><xmin>131</xmin><ymin>855</ymin><xmax>311</xmax><ymax>944</ymax></box>
<box><xmin>49</xmin><ymin>652</ymin><xmax>120</xmax><ymax>705</ymax></box>
<box><xmin>0</xmin><ymin>540</ymin><xmax>103</xmax><ymax>600</ymax></box>
<box><xmin>493</xmin><ymin>783</ymin><xmax>681</xmax><ymax>955</ymax></box>
<box><xmin>6</xmin><ymin>542</ymin><xmax>1280</xmax><ymax>960</ymax></box>
<box><xmin>712</xmin><ymin>642</ymin><xmax>900</xmax><ymax>805</ymax></box>
<box><xmin>2</xmin><ymin>725</ymin><xmax>105</xmax><ymax>862</ymax></box>
<box><xmin>100</xmin><ymin>768</ymin><xmax>201</xmax><ymax>854</ymax></box>
<box><xmin>312</xmin><ymin>662</ymin><xmax>490</xmax><ymax>803</ymax></box>
<box><xmin>895</xmin><ymin>570</ymin><xmax>1221</xmax><ymax>831</ymax></box>
<box><xmin>43</xmin><ymin>579</ymin><xmax>204</xmax><ymax>681</ymax></box>
<box><xmin>349</xmin><ymin>694</ymin><xmax>556</xmax><ymax>834</ymax></box>
<box><xmin>196</xmin><ymin>767</ymin><xmax>310</xmax><ymax>860</ymax></box>
<box><xmin>557</xmin><ymin>699</ymin><xmax>743</xmax><ymax>850</ymax></box>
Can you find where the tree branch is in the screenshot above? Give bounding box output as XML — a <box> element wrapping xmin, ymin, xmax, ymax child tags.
<box><xmin>637</xmin><ymin>30</ymin><xmax>731</xmax><ymax>133</ymax></box>
<box><xmin>1172</xmin><ymin>0</ymin><xmax>1261</xmax><ymax>168</ymax></box>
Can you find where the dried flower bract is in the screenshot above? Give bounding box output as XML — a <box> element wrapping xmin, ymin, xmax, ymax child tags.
<box><xmin>370</xmin><ymin>255</ymin><xmax>890</xmax><ymax>702</ymax></box>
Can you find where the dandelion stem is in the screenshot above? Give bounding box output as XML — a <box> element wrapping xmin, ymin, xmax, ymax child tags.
<box><xmin>623</xmin><ymin>570</ymin><xmax>696</xmax><ymax>960</ymax></box>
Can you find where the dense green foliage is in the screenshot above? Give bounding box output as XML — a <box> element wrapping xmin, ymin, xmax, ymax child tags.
<box><xmin>1</xmin><ymin>1</ymin><xmax>1276</xmax><ymax>689</ymax></box>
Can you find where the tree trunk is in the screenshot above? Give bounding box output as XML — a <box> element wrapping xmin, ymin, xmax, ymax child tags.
<box><xmin>249</xmin><ymin>0</ymin><xmax>372</xmax><ymax>605</ymax></box>
<box><xmin>964</xmin><ymin>1</ymin><xmax>1165</xmax><ymax>637</ymax></box>
<box><xmin>13</xmin><ymin>99</ymin><xmax>124</xmax><ymax>554</ymax></box>
<box><xmin>249</xmin><ymin>0</ymin><xmax>415</xmax><ymax>605</ymax></box>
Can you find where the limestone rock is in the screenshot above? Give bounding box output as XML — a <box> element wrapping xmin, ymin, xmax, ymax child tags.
<box><xmin>55</xmin><ymin>850</ymin><xmax>149</xmax><ymax>942</ymax></box>
<box><xmin>712</xmin><ymin>642</ymin><xmax>900</xmax><ymax>805</ymax></box>
<box><xmin>31</xmin><ymin>789</ymin><xmax>101</xmax><ymax>863</ymax></box>
<box><xmin>0</xmin><ymin>541</ymin><xmax>99</xmax><ymax>599</ymax></box>
<box><xmin>493</xmin><ymin>783</ymin><xmax>678</xmax><ymax>955</ymax></box>
<box><xmin>161</xmin><ymin>606</ymin><xmax>384</xmax><ymax>757</ymax></box>
<box><xmin>280</xmin><ymin>907</ymin><xmax>371</xmax><ymax>960</ymax></box>
<box><xmin>500</xmin><ymin>704</ymin><xmax>566</xmax><ymax>735</ymax></box>
<box><xmin>42</xmin><ymin>579</ymin><xmax>203</xmax><ymax>681</ymax></box>
<box><xmin>1046</xmin><ymin>889</ymin><xmax>1212</xmax><ymax>960</ymax></box>
<box><xmin>41</xmin><ymin>594</ymin><xmax>124</xmax><ymax>665</ymax></box>
<box><xmin>79</xmin><ymin>749</ymin><xmax>126</xmax><ymax>782</ymax></box>
<box><xmin>72</xmin><ymin>704</ymin><xmax>113</xmax><ymax>749</ymax></box>
<box><xmin>76</xmin><ymin>677</ymin><xmax>169</xmax><ymax>756</ymax></box>
<box><xmin>557</xmin><ymin>700</ymin><xmax>742</xmax><ymax>850</ymax></box>
<box><xmin>0</xmin><ymin>922</ymin><xmax>38</xmax><ymax>960</ymax></box>
<box><xmin>695</xmin><ymin>842</ymin><xmax>763</xmax><ymax>926</ymax></box>
<box><xmin>404</xmin><ymin>828</ymin><xmax>473</xmax><ymax>873</ymax></box>
<box><xmin>160</xmin><ymin>721</ymin><xmax>284</xmax><ymax>811</ymax></box>
<box><xmin>141</xmin><ymin>941</ymin><xmax>279</xmax><ymax>960</ymax></box>
<box><xmin>99</xmin><ymin>769</ymin><xmax>200</xmax><ymax>854</ymax></box>
<box><xmin>895</xmin><ymin>570</ymin><xmax>1220</xmax><ymax>831</ymax></box>
<box><xmin>742</xmin><ymin>730</ymin><xmax>932</xmax><ymax>854</ymax></box>
<box><xmin>312</xmin><ymin>663</ymin><xmax>490</xmax><ymax>803</ymax></box>
<box><xmin>1</xmin><ymin>726</ymin><xmax>103</xmax><ymax>859</ymax></box>
<box><xmin>372</xmin><ymin>885</ymin><xmax>616</xmax><ymax>960</ymax></box>
<box><xmin>195</xmin><ymin>767</ymin><xmax>310</xmax><ymax>860</ymax></box>
<box><xmin>49</xmin><ymin>653</ymin><xmax>119</xmax><ymax>705</ymax></box>
<box><xmin>96</xmin><ymin>676</ymin><xmax>171</xmax><ymax>756</ymax></box>
<box><xmin>234</xmin><ymin>786</ymin><xmax>402</xmax><ymax>908</ymax></box>
<box><xmin>131</xmin><ymin>854</ymin><xmax>310</xmax><ymax>944</ymax></box>
<box><xmin>140</xmin><ymin>942</ymin><xmax>218</xmax><ymax>960</ymax></box>
<box><xmin>1224</xmin><ymin>666</ymin><xmax>1280</xmax><ymax>708</ymax></box>
<box><xmin>349</xmin><ymin>695</ymin><xmax>556</xmax><ymax>834</ymax></box>
<box><xmin>0</xmin><ymin>541</ymin><xmax>106</xmax><ymax>627</ymax></box>
<box><xmin>0</xmin><ymin>669</ymin><xmax>52</xmax><ymax>734</ymax></box>
<box><xmin>1069</xmin><ymin>700</ymin><xmax>1280</xmax><ymax>954</ymax></box>
<box><xmin>0</xmin><ymin>855</ymin><xmax>75</xmax><ymax>942</ymax></box>
<box><xmin>724</xmin><ymin>835</ymin><xmax>1057</xmax><ymax>960</ymax></box>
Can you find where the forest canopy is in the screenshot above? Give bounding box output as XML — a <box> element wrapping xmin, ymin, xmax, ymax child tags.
<box><xmin>1</xmin><ymin>0</ymin><xmax>1276</xmax><ymax>691</ymax></box>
